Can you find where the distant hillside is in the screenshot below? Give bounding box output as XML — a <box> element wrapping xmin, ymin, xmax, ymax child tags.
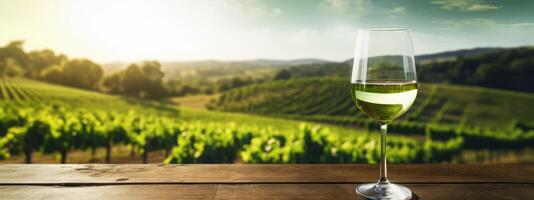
<box><xmin>336</xmin><ymin>47</ymin><xmax>505</xmax><ymax>65</ymax></box>
<box><xmin>415</xmin><ymin>47</ymin><xmax>504</xmax><ymax>63</ymax></box>
<box><xmin>0</xmin><ymin>77</ymin><xmax>177</xmax><ymax>113</ymax></box>
<box><xmin>418</xmin><ymin>46</ymin><xmax>534</xmax><ymax>92</ymax></box>
<box><xmin>276</xmin><ymin>46</ymin><xmax>534</xmax><ymax>93</ymax></box>
<box><xmin>160</xmin><ymin>59</ymin><xmax>332</xmax><ymax>81</ymax></box>
<box><xmin>161</xmin><ymin>58</ymin><xmax>331</xmax><ymax>70</ymax></box>
<box><xmin>102</xmin><ymin>59</ymin><xmax>332</xmax><ymax>81</ymax></box>
<box><xmin>208</xmin><ymin>77</ymin><xmax>534</xmax><ymax>129</ymax></box>
<box><xmin>102</xmin><ymin>46</ymin><xmax>533</xmax><ymax>93</ymax></box>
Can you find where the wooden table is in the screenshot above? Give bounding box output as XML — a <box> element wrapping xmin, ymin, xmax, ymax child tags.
<box><xmin>0</xmin><ymin>164</ymin><xmax>532</xmax><ymax>199</ymax></box>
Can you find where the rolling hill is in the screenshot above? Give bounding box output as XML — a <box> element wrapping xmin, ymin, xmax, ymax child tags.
<box><xmin>102</xmin><ymin>59</ymin><xmax>332</xmax><ymax>81</ymax></box>
<box><xmin>415</xmin><ymin>47</ymin><xmax>504</xmax><ymax>63</ymax></box>
<box><xmin>102</xmin><ymin>47</ymin><xmax>505</xmax><ymax>79</ymax></box>
<box><xmin>0</xmin><ymin>77</ymin><xmax>175</xmax><ymax>113</ymax></box>
<box><xmin>6</xmin><ymin>77</ymin><xmax>463</xmax><ymax>164</ymax></box>
<box><xmin>272</xmin><ymin>46</ymin><xmax>534</xmax><ymax>93</ymax></box>
<box><xmin>207</xmin><ymin>77</ymin><xmax>534</xmax><ymax>130</ymax></box>
<box><xmin>0</xmin><ymin>77</ymin><xmax>379</xmax><ymax>137</ymax></box>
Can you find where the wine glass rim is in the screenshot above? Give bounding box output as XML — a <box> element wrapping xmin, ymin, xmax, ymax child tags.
<box><xmin>358</xmin><ymin>28</ymin><xmax>410</xmax><ymax>32</ymax></box>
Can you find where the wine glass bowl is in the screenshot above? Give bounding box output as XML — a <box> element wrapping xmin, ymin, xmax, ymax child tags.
<box><xmin>351</xmin><ymin>28</ymin><xmax>417</xmax><ymax>200</ymax></box>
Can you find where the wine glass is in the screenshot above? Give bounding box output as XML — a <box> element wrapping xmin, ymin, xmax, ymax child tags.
<box><xmin>351</xmin><ymin>28</ymin><xmax>417</xmax><ymax>200</ymax></box>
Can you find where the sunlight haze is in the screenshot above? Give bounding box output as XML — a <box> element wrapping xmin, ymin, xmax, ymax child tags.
<box><xmin>1</xmin><ymin>0</ymin><xmax>533</xmax><ymax>62</ymax></box>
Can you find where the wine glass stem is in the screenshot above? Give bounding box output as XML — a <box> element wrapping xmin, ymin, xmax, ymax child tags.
<box><xmin>378</xmin><ymin>124</ymin><xmax>389</xmax><ymax>184</ymax></box>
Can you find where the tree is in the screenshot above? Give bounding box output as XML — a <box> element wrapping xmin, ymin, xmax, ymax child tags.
<box><xmin>140</xmin><ymin>61</ymin><xmax>167</xmax><ymax>99</ymax></box>
<box><xmin>0</xmin><ymin>41</ymin><xmax>32</xmax><ymax>72</ymax></box>
<box><xmin>274</xmin><ymin>69</ymin><xmax>291</xmax><ymax>80</ymax></box>
<box><xmin>121</xmin><ymin>64</ymin><xmax>146</xmax><ymax>97</ymax></box>
<box><xmin>28</xmin><ymin>49</ymin><xmax>67</xmax><ymax>78</ymax></box>
<box><xmin>103</xmin><ymin>73</ymin><xmax>123</xmax><ymax>93</ymax></box>
<box><xmin>0</xmin><ymin>58</ymin><xmax>24</xmax><ymax>77</ymax></box>
<box><xmin>141</xmin><ymin>61</ymin><xmax>164</xmax><ymax>81</ymax></box>
<box><xmin>114</xmin><ymin>61</ymin><xmax>167</xmax><ymax>99</ymax></box>
<box><xmin>40</xmin><ymin>66</ymin><xmax>64</xmax><ymax>84</ymax></box>
<box><xmin>62</xmin><ymin>59</ymin><xmax>104</xmax><ymax>90</ymax></box>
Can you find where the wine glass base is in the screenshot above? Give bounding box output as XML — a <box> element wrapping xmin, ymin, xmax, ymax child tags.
<box><xmin>356</xmin><ymin>183</ymin><xmax>412</xmax><ymax>200</ymax></box>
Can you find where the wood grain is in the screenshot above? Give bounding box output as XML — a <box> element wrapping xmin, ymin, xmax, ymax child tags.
<box><xmin>0</xmin><ymin>184</ymin><xmax>532</xmax><ymax>200</ymax></box>
<box><xmin>0</xmin><ymin>164</ymin><xmax>532</xmax><ymax>184</ymax></box>
<box><xmin>0</xmin><ymin>164</ymin><xmax>532</xmax><ymax>199</ymax></box>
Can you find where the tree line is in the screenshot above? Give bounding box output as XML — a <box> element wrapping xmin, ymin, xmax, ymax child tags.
<box><xmin>417</xmin><ymin>47</ymin><xmax>534</xmax><ymax>93</ymax></box>
<box><xmin>0</xmin><ymin>41</ymin><xmax>168</xmax><ymax>99</ymax></box>
<box><xmin>272</xmin><ymin>47</ymin><xmax>534</xmax><ymax>93</ymax></box>
<box><xmin>0</xmin><ymin>41</ymin><xmax>274</xmax><ymax>99</ymax></box>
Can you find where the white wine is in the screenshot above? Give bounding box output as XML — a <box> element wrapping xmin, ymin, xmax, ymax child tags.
<box><xmin>353</xmin><ymin>28</ymin><xmax>416</xmax><ymax>199</ymax></box>
<box><xmin>351</xmin><ymin>81</ymin><xmax>418</xmax><ymax>123</ymax></box>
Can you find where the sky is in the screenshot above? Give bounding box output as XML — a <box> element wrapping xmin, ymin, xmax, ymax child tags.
<box><xmin>1</xmin><ymin>0</ymin><xmax>534</xmax><ymax>62</ymax></box>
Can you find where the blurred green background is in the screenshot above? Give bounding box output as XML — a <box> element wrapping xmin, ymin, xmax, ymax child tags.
<box><xmin>0</xmin><ymin>0</ymin><xmax>533</xmax><ymax>164</ymax></box>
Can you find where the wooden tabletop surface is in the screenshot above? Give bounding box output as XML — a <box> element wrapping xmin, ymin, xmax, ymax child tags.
<box><xmin>0</xmin><ymin>164</ymin><xmax>532</xmax><ymax>199</ymax></box>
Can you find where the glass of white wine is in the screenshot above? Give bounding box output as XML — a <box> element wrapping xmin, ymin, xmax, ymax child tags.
<box><xmin>351</xmin><ymin>28</ymin><xmax>417</xmax><ymax>200</ymax></box>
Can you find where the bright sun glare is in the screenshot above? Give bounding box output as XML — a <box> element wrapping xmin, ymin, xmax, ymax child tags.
<box><xmin>4</xmin><ymin>0</ymin><xmax>532</xmax><ymax>62</ymax></box>
<box><xmin>59</xmin><ymin>0</ymin><xmax>218</xmax><ymax>61</ymax></box>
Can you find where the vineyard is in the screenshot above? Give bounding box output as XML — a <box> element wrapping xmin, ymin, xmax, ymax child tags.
<box><xmin>0</xmin><ymin>78</ymin><xmax>472</xmax><ymax>164</ymax></box>
<box><xmin>208</xmin><ymin>77</ymin><xmax>534</xmax><ymax>129</ymax></box>
<box><xmin>208</xmin><ymin>77</ymin><xmax>534</xmax><ymax>151</ymax></box>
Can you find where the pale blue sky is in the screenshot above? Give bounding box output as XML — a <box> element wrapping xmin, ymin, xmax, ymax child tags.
<box><xmin>1</xmin><ymin>0</ymin><xmax>533</xmax><ymax>62</ymax></box>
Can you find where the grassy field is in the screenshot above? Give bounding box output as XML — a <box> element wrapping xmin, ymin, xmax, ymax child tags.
<box><xmin>208</xmin><ymin>77</ymin><xmax>534</xmax><ymax>130</ymax></box>
<box><xmin>168</xmin><ymin>94</ymin><xmax>214</xmax><ymax>109</ymax></box>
